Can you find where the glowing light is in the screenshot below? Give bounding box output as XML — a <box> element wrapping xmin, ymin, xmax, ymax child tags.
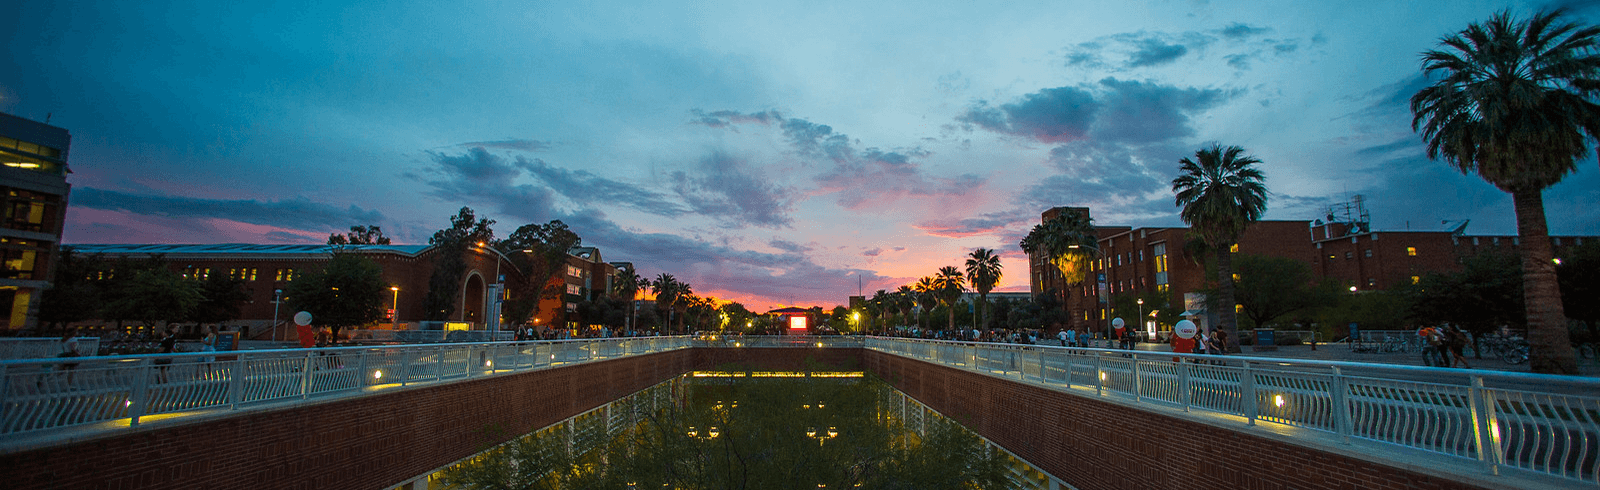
<box><xmin>1099</xmin><ymin>371</ymin><xmax>1106</xmax><ymax>381</ymax></box>
<box><xmin>485</xmin><ymin>360</ymin><xmax>493</xmax><ymax>368</ymax></box>
<box><xmin>373</xmin><ymin>370</ymin><xmax>384</xmax><ymax>380</ymax></box>
<box><xmin>1274</xmin><ymin>394</ymin><xmax>1286</xmax><ymax>408</ymax></box>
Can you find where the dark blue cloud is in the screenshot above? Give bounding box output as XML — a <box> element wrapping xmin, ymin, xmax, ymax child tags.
<box><xmin>70</xmin><ymin>187</ymin><xmax>386</xmax><ymax>231</ymax></box>
<box><xmin>516</xmin><ymin>158</ymin><xmax>688</xmax><ymax>216</ymax></box>
<box><xmin>1128</xmin><ymin>38</ymin><xmax>1189</xmax><ymax>67</ymax></box>
<box><xmin>781</xmin><ymin>118</ymin><xmax>854</xmax><ymax>161</ymax></box>
<box><xmin>1093</xmin><ymin>78</ymin><xmax>1230</xmax><ymax>144</ymax></box>
<box><xmin>959</xmin><ymin>87</ymin><xmax>1100</xmax><ymax>143</ymax></box>
<box><xmin>670</xmin><ymin>152</ymin><xmax>796</xmax><ymax>229</ymax></box>
<box><xmin>689</xmin><ymin>109</ymin><xmax>781</xmax><ymax>128</ymax></box>
<box><xmin>1219</xmin><ymin>23</ymin><xmax>1271</xmax><ymax>39</ymax></box>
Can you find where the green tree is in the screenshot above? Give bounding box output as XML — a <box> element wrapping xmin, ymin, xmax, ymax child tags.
<box><xmin>1407</xmin><ymin>252</ymin><xmax>1526</xmax><ymax>352</ymax></box>
<box><xmin>651</xmin><ymin>273</ymin><xmax>691</xmax><ymax>333</ymax></box>
<box><xmin>1410</xmin><ymin>9</ymin><xmax>1600</xmax><ymax>373</ymax></box>
<box><xmin>912</xmin><ymin>277</ymin><xmax>938</xmax><ymax>330</ymax></box>
<box><xmin>1172</xmin><ymin>144</ymin><xmax>1268</xmax><ymax>352</ymax></box>
<box><xmin>1557</xmin><ymin>241</ymin><xmax>1600</xmax><ymax>336</ymax></box>
<box><xmin>612</xmin><ymin>266</ymin><xmax>646</xmax><ymax>332</ymax></box>
<box><xmin>496</xmin><ymin>220</ymin><xmax>581</xmax><ymax>328</ymax></box>
<box><xmin>287</xmin><ymin>252</ymin><xmax>386</xmax><ymax>342</ymax></box>
<box><xmin>38</xmin><ymin>249</ymin><xmax>107</xmax><ymax>332</ymax></box>
<box><xmin>1228</xmin><ymin>254</ymin><xmax>1338</xmax><ymax>330</ymax></box>
<box><xmin>326</xmin><ymin>225</ymin><xmax>391</xmax><ymax>245</ymax></box>
<box><xmin>964</xmin><ymin>248</ymin><xmax>1002</xmax><ymax>330</ymax></box>
<box><xmin>1019</xmin><ymin>209</ymin><xmax>1100</xmax><ymax>285</ymax></box>
<box><xmin>932</xmin><ymin>266</ymin><xmax>965</xmax><ymax>331</ymax></box>
<box><xmin>189</xmin><ymin>272</ymin><xmax>251</xmax><ymax>327</ymax></box>
<box><xmin>423</xmin><ymin>208</ymin><xmax>495</xmax><ymax>321</ymax></box>
<box><xmin>102</xmin><ymin>267</ymin><xmax>203</xmax><ymax>331</ymax></box>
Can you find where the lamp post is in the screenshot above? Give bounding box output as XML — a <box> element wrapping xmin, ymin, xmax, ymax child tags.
<box><xmin>272</xmin><ymin>289</ymin><xmax>283</xmax><ymax>342</ymax></box>
<box><xmin>390</xmin><ymin>286</ymin><xmax>400</xmax><ymax>327</ymax></box>
<box><xmin>1137</xmin><ymin>297</ymin><xmax>1144</xmax><ymax>332</ymax></box>
<box><xmin>476</xmin><ymin>242</ymin><xmax>516</xmax><ymax>334</ymax></box>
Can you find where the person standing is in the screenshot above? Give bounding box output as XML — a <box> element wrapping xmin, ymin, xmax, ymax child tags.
<box><xmin>200</xmin><ymin>326</ymin><xmax>217</xmax><ymax>363</ymax></box>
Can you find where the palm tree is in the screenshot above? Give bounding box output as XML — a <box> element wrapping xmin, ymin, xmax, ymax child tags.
<box><xmin>1411</xmin><ymin>9</ymin><xmax>1600</xmax><ymax>374</ymax></box>
<box><xmin>895</xmin><ymin>285</ymin><xmax>917</xmax><ymax>330</ymax></box>
<box><xmin>1172</xmin><ymin>144</ymin><xmax>1268</xmax><ymax>353</ymax></box>
<box><xmin>869</xmin><ymin>289</ymin><xmax>892</xmax><ymax>333</ymax></box>
<box><xmin>613</xmin><ymin>268</ymin><xmax>643</xmax><ymax>333</ymax></box>
<box><xmin>932</xmin><ymin>266</ymin><xmax>966</xmax><ymax>332</ymax></box>
<box><xmin>913</xmin><ymin>277</ymin><xmax>939</xmax><ymax>330</ymax></box>
<box><xmin>1019</xmin><ymin>209</ymin><xmax>1101</xmax><ymax>334</ymax></box>
<box><xmin>965</xmin><ymin>249</ymin><xmax>1003</xmax><ymax>330</ymax></box>
<box><xmin>651</xmin><ymin>273</ymin><xmax>691</xmax><ymax>334</ymax></box>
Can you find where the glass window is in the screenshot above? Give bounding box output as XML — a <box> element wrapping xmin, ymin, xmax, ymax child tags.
<box><xmin>1345</xmin><ymin>252</ymin><xmax>1352</xmax><ymax>259</ymax></box>
<box><xmin>1407</xmin><ymin>246</ymin><xmax>1417</xmax><ymax>256</ymax></box>
<box><xmin>1411</xmin><ymin>276</ymin><xmax>1420</xmax><ymax>284</ymax></box>
<box><xmin>1229</xmin><ymin>244</ymin><xmax>1239</xmax><ymax>253</ymax></box>
<box><xmin>1364</xmin><ymin>249</ymin><xmax>1372</xmax><ymax>258</ymax></box>
<box><xmin>566</xmin><ymin>284</ymin><xmax>581</xmax><ymax>295</ymax></box>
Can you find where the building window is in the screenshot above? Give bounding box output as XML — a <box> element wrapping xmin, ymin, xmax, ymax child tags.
<box><xmin>566</xmin><ymin>284</ymin><xmax>581</xmax><ymax>295</ymax></box>
<box><xmin>567</xmin><ymin>265</ymin><xmax>582</xmax><ymax>277</ymax></box>
<box><xmin>1367</xmin><ymin>278</ymin><xmax>1376</xmax><ymax>287</ymax></box>
<box><xmin>1137</xmin><ymin>250</ymin><xmax>1143</xmax><ymax>262</ymax></box>
<box><xmin>1345</xmin><ymin>252</ymin><xmax>1353</xmax><ymax>259</ymax></box>
<box><xmin>1407</xmin><ymin>246</ymin><xmax>1417</xmax><ymax>256</ymax></box>
<box><xmin>1364</xmin><ymin>249</ymin><xmax>1373</xmax><ymax>258</ymax></box>
<box><xmin>230</xmin><ymin>268</ymin><xmax>258</xmax><ymax>281</ymax></box>
<box><xmin>276</xmin><ymin>268</ymin><xmax>296</xmax><ymax>281</ymax></box>
<box><xmin>1328</xmin><ymin>254</ymin><xmax>1336</xmax><ymax>260</ymax></box>
<box><xmin>1230</xmin><ymin>244</ymin><xmax>1239</xmax><ymax>253</ymax></box>
<box><xmin>1411</xmin><ymin>276</ymin><xmax>1421</xmax><ymax>284</ymax></box>
<box><xmin>1152</xmin><ymin>243</ymin><xmax>1169</xmax><ymax>287</ymax></box>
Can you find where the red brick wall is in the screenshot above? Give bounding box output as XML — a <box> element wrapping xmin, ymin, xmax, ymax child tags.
<box><xmin>0</xmin><ymin>349</ymin><xmax>700</xmax><ymax>490</ymax></box>
<box><xmin>863</xmin><ymin>351</ymin><xmax>1487</xmax><ymax>490</ymax></box>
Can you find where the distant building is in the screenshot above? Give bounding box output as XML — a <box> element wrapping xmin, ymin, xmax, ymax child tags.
<box><xmin>0</xmin><ymin>112</ymin><xmax>71</xmax><ymax>330</ymax></box>
<box><xmin>61</xmin><ymin>243</ymin><xmax>637</xmax><ymax>337</ymax></box>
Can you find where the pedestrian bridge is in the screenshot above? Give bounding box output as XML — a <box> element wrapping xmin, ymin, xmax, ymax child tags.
<box><xmin>0</xmin><ymin>336</ymin><xmax>1594</xmax><ymax>489</ymax></box>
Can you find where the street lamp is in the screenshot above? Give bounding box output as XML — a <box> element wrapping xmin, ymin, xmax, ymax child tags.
<box><xmin>272</xmin><ymin>289</ymin><xmax>283</xmax><ymax>342</ymax></box>
<box><xmin>476</xmin><ymin>242</ymin><xmax>516</xmax><ymax>334</ymax></box>
<box><xmin>390</xmin><ymin>286</ymin><xmax>400</xmax><ymax>327</ymax></box>
<box><xmin>1137</xmin><ymin>298</ymin><xmax>1145</xmax><ymax>335</ymax></box>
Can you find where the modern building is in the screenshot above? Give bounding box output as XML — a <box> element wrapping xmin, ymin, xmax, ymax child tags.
<box><xmin>0</xmin><ymin>112</ymin><xmax>71</xmax><ymax>330</ymax></box>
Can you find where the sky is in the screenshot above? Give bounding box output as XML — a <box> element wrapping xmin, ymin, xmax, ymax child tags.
<box><xmin>4</xmin><ymin>0</ymin><xmax>1599</xmax><ymax>311</ymax></box>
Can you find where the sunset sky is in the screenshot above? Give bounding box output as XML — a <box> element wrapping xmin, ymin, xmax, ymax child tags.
<box><xmin>4</xmin><ymin>0</ymin><xmax>1598</xmax><ymax>310</ymax></box>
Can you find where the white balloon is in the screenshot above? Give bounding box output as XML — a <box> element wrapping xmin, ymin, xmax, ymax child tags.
<box><xmin>1174</xmin><ymin>320</ymin><xmax>1198</xmax><ymax>339</ymax></box>
<box><xmin>294</xmin><ymin>311</ymin><xmax>313</xmax><ymax>326</ymax></box>
<box><xmin>1111</xmin><ymin>317</ymin><xmax>1125</xmax><ymax>328</ymax></box>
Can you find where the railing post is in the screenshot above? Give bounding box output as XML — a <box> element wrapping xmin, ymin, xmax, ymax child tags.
<box><xmin>228</xmin><ymin>356</ymin><xmax>245</xmax><ymax>409</ymax></box>
<box><xmin>1179</xmin><ymin>360</ymin><xmax>1191</xmax><ymax>412</ymax></box>
<box><xmin>1468</xmin><ymin>375</ymin><xmax>1504</xmax><ymax>475</ymax></box>
<box><xmin>301</xmin><ymin>353</ymin><xmax>314</xmax><ymax>400</ymax></box>
<box><xmin>128</xmin><ymin>358</ymin><xmax>151</xmax><ymax>427</ymax></box>
<box><xmin>1132</xmin><ymin>356</ymin><xmax>1143</xmax><ymax>402</ymax></box>
<box><xmin>436</xmin><ymin>346</ymin><xmax>446</xmax><ymax>382</ymax></box>
<box><xmin>399</xmin><ymin>348</ymin><xmax>410</xmax><ymax>387</ymax></box>
<box><xmin>1330</xmin><ymin>366</ymin><xmax>1352</xmax><ymax>443</ymax></box>
<box><xmin>1093</xmin><ymin>354</ymin><xmax>1104</xmax><ymax>396</ymax></box>
<box><xmin>357</xmin><ymin>351</ymin><xmax>369</xmax><ymax>389</ymax></box>
<box><xmin>1240</xmin><ymin>360</ymin><xmax>1257</xmax><ymax>425</ymax></box>
<box><xmin>1063</xmin><ymin>351</ymin><xmax>1074</xmax><ymax>389</ymax></box>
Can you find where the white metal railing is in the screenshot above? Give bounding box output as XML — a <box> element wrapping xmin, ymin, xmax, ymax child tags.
<box><xmin>0</xmin><ymin>336</ymin><xmax>691</xmax><ymax>447</ymax></box>
<box><xmin>864</xmin><ymin>336</ymin><xmax>1600</xmax><ymax>486</ymax></box>
<box><xmin>688</xmin><ymin>334</ymin><xmax>866</xmax><ymax>349</ymax></box>
<box><xmin>340</xmin><ymin>329</ymin><xmax>516</xmax><ymax>343</ymax></box>
<box><xmin>0</xmin><ymin>337</ymin><xmax>101</xmax><ymax>359</ymax></box>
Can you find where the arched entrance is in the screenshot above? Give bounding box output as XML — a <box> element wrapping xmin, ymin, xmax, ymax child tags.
<box><xmin>462</xmin><ymin>273</ymin><xmax>485</xmax><ymax>327</ymax></box>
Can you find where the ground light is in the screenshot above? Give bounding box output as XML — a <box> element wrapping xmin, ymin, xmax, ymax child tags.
<box><xmin>373</xmin><ymin>370</ymin><xmax>384</xmax><ymax>380</ymax></box>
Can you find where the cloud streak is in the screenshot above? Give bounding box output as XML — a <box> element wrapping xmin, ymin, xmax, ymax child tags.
<box><xmin>70</xmin><ymin>188</ymin><xmax>386</xmax><ymax>232</ymax></box>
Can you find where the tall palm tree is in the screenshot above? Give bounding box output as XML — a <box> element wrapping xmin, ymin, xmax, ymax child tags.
<box><xmin>933</xmin><ymin>266</ymin><xmax>966</xmax><ymax>332</ymax></box>
<box><xmin>1172</xmin><ymin>144</ymin><xmax>1268</xmax><ymax>353</ymax></box>
<box><xmin>869</xmin><ymin>289</ymin><xmax>892</xmax><ymax>333</ymax></box>
<box><xmin>651</xmin><ymin>273</ymin><xmax>691</xmax><ymax>334</ymax></box>
<box><xmin>613</xmin><ymin>268</ymin><xmax>642</xmax><ymax>333</ymax></box>
<box><xmin>895</xmin><ymin>285</ymin><xmax>917</xmax><ymax>330</ymax></box>
<box><xmin>1020</xmin><ymin>209</ymin><xmax>1101</xmax><ymax>334</ymax></box>
<box><xmin>913</xmin><ymin>277</ymin><xmax>939</xmax><ymax>330</ymax></box>
<box><xmin>1411</xmin><ymin>9</ymin><xmax>1600</xmax><ymax>374</ymax></box>
<box><xmin>965</xmin><ymin>248</ymin><xmax>1003</xmax><ymax>330</ymax></box>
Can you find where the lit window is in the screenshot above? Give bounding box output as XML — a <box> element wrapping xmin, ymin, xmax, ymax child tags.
<box><xmin>1229</xmin><ymin>244</ymin><xmax>1239</xmax><ymax>253</ymax></box>
<box><xmin>1366</xmin><ymin>278</ymin><xmax>1376</xmax><ymax>286</ymax></box>
<box><xmin>566</xmin><ymin>284</ymin><xmax>581</xmax><ymax>295</ymax></box>
<box><xmin>1235</xmin><ymin>304</ymin><xmax>1243</xmax><ymax>313</ymax></box>
<box><xmin>276</xmin><ymin>269</ymin><xmax>296</xmax><ymax>281</ymax></box>
<box><xmin>1231</xmin><ymin>273</ymin><xmax>1240</xmax><ymax>282</ymax></box>
<box><xmin>1328</xmin><ymin>254</ymin><xmax>1336</xmax><ymax>260</ymax></box>
<box><xmin>1411</xmin><ymin>276</ymin><xmax>1420</xmax><ymax>284</ymax></box>
<box><xmin>1407</xmin><ymin>247</ymin><xmax>1417</xmax><ymax>256</ymax></box>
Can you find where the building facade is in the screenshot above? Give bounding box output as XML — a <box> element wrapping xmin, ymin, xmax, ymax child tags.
<box><xmin>0</xmin><ymin>112</ymin><xmax>71</xmax><ymax>330</ymax></box>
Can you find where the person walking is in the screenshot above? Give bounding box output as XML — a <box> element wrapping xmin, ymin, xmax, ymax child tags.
<box><xmin>1443</xmin><ymin>326</ymin><xmax>1472</xmax><ymax>369</ymax></box>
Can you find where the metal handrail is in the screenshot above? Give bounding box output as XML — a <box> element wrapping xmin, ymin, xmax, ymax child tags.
<box><xmin>0</xmin><ymin>336</ymin><xmax>692</xmax><ymax>449</ymax></box>
<box><xmin>863</xmin><ymin>336</ymin><xmax>1600</xmax><ymax>486</ymax></box>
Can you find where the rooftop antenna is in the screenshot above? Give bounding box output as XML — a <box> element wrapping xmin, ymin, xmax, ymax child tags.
<box><xmin>858</xmin><ymin>275</ymin><xmax>862</xmax><ymax>297</ymax></box>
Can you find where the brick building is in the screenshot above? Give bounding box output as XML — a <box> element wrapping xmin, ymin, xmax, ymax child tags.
<box><xmin>1028</xmin><ymin>205</ymin><xmax>1596</xmax><ymax>338</ymax></box>
<box><xmin>61</xmin><ymin>242</ymin><xmax>634</xmax><ymax>337</ymax></box>
<box><xmin>0</xmin><ymin>112</ymin><xmax>71</xmax><ymax>330</ymax></box>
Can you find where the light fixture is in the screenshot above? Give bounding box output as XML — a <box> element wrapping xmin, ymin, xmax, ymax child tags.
<box><xmin>373</xmin><ymin>370</ymin><xmax>384</xmax><ymax>380</ymax></box>
<box><xmin>1274</xmin><ymin>394</ymin><xmax>1286</xmax><ymax>408</ymax></box>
